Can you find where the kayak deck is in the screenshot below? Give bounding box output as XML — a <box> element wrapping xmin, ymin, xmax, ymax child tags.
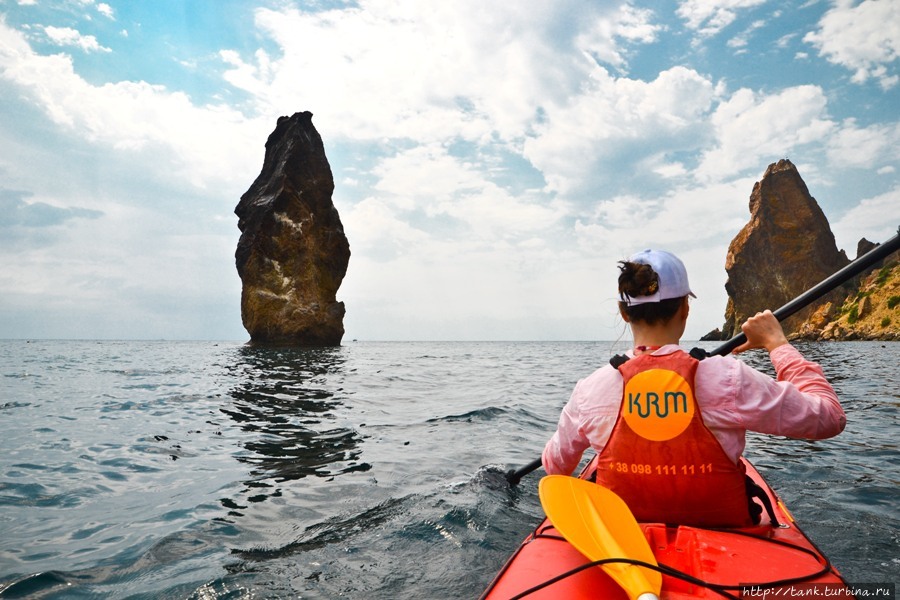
<box><xmin>481</xmin><ymin>459</ymin><xmax>850</xmax><ymax>600</ymax></box>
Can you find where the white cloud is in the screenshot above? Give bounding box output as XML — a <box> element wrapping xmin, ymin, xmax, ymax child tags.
<box><xmin>576</xmin><ymin>3</ymin><xmax>661</xmax><ymax>71</ymax></box>
<box><xmin>727</xmin><ymin>18</ymin><xmax>766</xmax><ymax>49</ymax></box>
<box><xmin>220</xmin><ymin>1</ymin><xmax>660</xmax><ymax>145</ymax></box>
<box><xmin>523</xmin><ymin>65</ymin><xmax>716</xmax><ymax>197</ymax></box>
<box><xmin>804</xmin><ymin>0</ymin><xmax>900</xmax><ymax>89</ymax></box>
<box><xmin>43</xmin><ymin>26</ymin><xmax>110</xmax><ymax>53</ymax></box>
<box><xmin>0</xmin><ymin>17</ymin><xmax>255</xmax><ymax>338</ymax></box>
<box><xmin>341</xmin><ymin>195</ymin><xmax>596</xmax><ymax>340</ymax></box>
<box><xmin>342</xmin><ymin>197</ymin><xmax>430</xmax><ymax>259</ymax></box>
<box><xmin>695</xmin><ymin>85</ymin><xmax>834</xmax><ymax>181</ymax></box>
<box><xmin>372</xmin><ymin>145</ymin><xmax>485</xmax><ymax>211</ymax></box>
<box><xmin>73</xmin><ymin>0</ymin><xmax>114</xmax><ymax>17</ymax></box>
<box><xmin>349</xmin><ymin>144</ymin><xmax>565</xmax><ymax>264</ymax></box>
<box><xmin>574</xmin><ymin>177</ymin><xmax>754</xmax><ymax>253</ymax></box>
<box><xmin>652</xmin><ymin>159</ymin><xmax>689</xmax><ymax>178</ymax></box>
<box><xmin>0</xmin><ymin>196</ymin><xmax>244</xmax><ymax>339</ymax></box>
<box><xmin>340</xmin><ymin>250</ymin><xmax>572</xmax><ymax>340</ymax></box>
<box><xmin>433</xmin><ymin>185</ymin><xmax>563</xmax><ymax>241</ymax></box>
<box><xmin>676</xmin><ymin>0</ymin><xmax>767</xmax><ymax>36</ymax></box>
<box><xmin>826</xmin><ymin>119</ymin><xmax>900</xmax><ymax>168</ymax></box>
<box><xmin>97</xmin><ymin>3</ymin><xmax>114</xmax><ymax>19</ymax></box>
<box><xmin>831</xmin><ymin>186</ymin><xmax>900</xmax><ymax>253</ymax></box>
<box><xmin>0</xmin><ymin>19</ymin><xmax>264</xmax><ymax>193</ymax></box>
<box><xmin>776</xmin><ymin>33</ymin><xmax>797</xmax><ymax>48</ymax></box>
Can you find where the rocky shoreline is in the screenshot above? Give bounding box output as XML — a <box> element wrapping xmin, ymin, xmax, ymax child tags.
<box><xmin>794</xmin><ymin>259</ymin><xmax>900</xmax><ymax>341</ymax></box>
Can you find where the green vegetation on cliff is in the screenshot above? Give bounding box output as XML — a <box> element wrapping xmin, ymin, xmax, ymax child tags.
<box><xmin>798</xmin><ymin>257</ymin><xmax>900</xmax><ymax>341</ymax></box>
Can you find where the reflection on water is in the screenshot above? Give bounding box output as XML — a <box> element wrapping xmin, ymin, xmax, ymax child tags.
<box><xmin>220</xmin><ymin>346</ymin><xmax>370</xmax><ymax>515</ymax></box>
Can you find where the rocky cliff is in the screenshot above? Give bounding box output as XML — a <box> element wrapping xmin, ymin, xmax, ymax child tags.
<box><xmin>713</xmin><ymin>159</ymin><xmax>899</xmax><ymax>342</ymax></box>
<box><xmin>235</xmin><ymin>112</ymin><xmax>350</xmax><ymax>345</ymax></box>
<box><xmin>721</xmin><ymin>159</ymin><xmax>850</xmax><ymax>338</ymax></box>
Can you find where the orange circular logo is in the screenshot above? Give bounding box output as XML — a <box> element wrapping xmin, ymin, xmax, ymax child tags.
<box><xmin>622</xmin><ymin>369</ymin><xmax>695</xmax><ymax>441</ymax></box>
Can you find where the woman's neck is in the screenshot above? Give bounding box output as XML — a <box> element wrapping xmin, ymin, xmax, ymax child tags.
<box><xmin>630</xmin><ymin>323</ymin><xmax>683</xmax><ymax>350</ymax></box>
<box><xmin>623</xmin><ymin>297</ymin><xmax>689</xmax><ymax>351</ymax></box>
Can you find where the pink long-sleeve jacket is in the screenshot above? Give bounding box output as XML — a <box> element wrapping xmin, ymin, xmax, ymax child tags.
<box><xmin>542</xmin><ymin>344</ymin><xmax>846</xmax><ymax>476</ymax></box>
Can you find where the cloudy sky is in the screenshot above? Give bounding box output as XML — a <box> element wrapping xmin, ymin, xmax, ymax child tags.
<box><xmin>1</xmin><ymin>0</ymin><xmax>898</xmax><ymax>342</ymax></box>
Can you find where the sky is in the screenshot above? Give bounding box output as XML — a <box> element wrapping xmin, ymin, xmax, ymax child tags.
<box><xmin>0</xmin><ymin>0</ymin><xmax>898</xmax><ymax>342</ymax></box>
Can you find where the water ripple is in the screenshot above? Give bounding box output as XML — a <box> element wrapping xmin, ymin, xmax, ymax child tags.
<box><xmin>0</xmin><ymin>340</ymin><xmax>896</xmax><ymax>598</ymax></box>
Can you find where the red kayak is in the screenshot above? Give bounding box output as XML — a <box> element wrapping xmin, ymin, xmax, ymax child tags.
<box><xmin>481</xmin><ymin>457</ymin><xmax>852</xmax><ymax>600</ymax></box>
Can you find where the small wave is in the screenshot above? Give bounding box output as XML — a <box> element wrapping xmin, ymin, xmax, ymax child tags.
<box><xmin>468</xmin><ymin>464</ymin><xmax>523</xmax><ymax>491</ymax></box>
<box><xmin>2</xmin><ymin>372</ymin><xmax>39</xmax><ymax>379</ymax></box>
<box><xmin>234</xmin><ymin>494</ymin><xmax>415</xmax><ymax>561</ymax></box>
<box><xmin>98</xmin><ymin>457</ymin><xmax>163</xmax><ymax>474</ymax></box>
<box><xmin>0</xmin><ymin>481</ymin><xmax>101</xmax><ymax>509</ymax></box>
<box><xmin>69</xmin><ymin>523</ymin><xmax>110</xmax><ymax>541</ymax></box>
<box><xmin>0</xmin><ymin>401</ymin><xmax>31</xmax><ymax>410</ymax></box>
<box><xmin>0</xmin><ymin>571</ymin><xmax>72</xmax><ymax>598</ymax></box>
<box><xmin>426</xmin><ymin>406</ymin><xmax>508</xmax><ymax>424</ymax></box>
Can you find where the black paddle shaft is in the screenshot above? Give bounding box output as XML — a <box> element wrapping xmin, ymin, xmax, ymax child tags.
<box><xmin>506</xmin><ymin>226</ymin><xmax>900</xmax><ymax>486</ymax></box>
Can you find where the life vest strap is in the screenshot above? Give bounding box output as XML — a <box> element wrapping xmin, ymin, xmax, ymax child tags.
<box><xmin>608</xmin><ymin>347</ymin><xmax>709</xmax><ymax>369</ymax></box>
<box><xmin>609</xmin><ymin>354</ymin><xmax>629</xmax><ymax>369</ymax></box>
<box><xmin>689</xmin><ymin>347</ymin><xmax>710</xmax><ymax>360</ymax></box>
<box><xmin>745</xmin><ymin>475</ymin><xmax>781</xmax><ymax>527</ymax></box>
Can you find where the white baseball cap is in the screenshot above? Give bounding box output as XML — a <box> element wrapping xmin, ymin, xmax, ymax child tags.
<box><xmin>620</xmin><ymin>249</ymin><xmax>696</xmax><ymax>305</ymax></box>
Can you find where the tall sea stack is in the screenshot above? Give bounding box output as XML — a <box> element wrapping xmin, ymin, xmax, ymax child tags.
<box><xmin>235</xmin><ymin>112</ymin><xmax>350</xmax><ymax>345</ymax></box>
<box><xmin>721</xmin><ymin>159</ymin><xmax>849</xmax><ymax>338</ymax></box>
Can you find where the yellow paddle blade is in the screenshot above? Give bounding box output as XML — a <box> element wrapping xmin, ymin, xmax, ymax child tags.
<box><xmin>539</xmin><ymin>475</ymin><xmax>662</xmax><ymax>600</ymax></box>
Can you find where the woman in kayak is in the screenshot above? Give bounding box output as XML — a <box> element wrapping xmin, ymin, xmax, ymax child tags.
<box><xmin>541</xmin><ymin>249</ymin><xmax>846</xmax><ymax>527</ymax></box>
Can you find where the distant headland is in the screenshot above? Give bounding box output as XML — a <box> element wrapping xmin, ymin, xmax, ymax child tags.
<box><xmin>703</xmin><ymin>159</ymin><xmax>899</xmax><ymax>342</ymax></box>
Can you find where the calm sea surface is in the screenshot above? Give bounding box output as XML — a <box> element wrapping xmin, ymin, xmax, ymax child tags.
<box><xmin>0</xmin><ymin>340</ymin><xmax>897</xmax><ymax>598</ymax></box>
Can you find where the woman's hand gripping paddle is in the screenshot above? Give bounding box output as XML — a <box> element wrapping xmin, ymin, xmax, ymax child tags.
<box><xmin>539</xmin><ymin>475</ymin><xmax>661</xmax><ymax>600</ymax></box>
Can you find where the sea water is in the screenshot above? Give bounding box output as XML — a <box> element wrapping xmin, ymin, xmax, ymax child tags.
<box><xmin>0</xmin><ymin>340</ymin><xmax>897</xmax><ymax>598</ymax></box>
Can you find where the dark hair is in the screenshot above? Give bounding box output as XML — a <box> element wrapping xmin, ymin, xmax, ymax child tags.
<box><xmin>617</xmin><ymin>261</ymin><xmax>684</xmax><ymax>325</ymax></box>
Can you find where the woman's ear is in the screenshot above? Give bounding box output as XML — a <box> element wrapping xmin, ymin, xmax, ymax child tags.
<box><xmin>619</xmin><ymin>305</ymin><xmax>631</xmax><ymax>323</ymax></box>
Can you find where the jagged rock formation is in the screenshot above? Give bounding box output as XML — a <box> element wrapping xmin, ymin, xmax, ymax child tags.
<box><xmin>712</xmin><ymin>159</ymin><xmax>900</xmax><ymax>341</ymax></box>
<box><xmin>721</xmin><ymin>159</ymin><xmax>850</xmax><ymax>338</ymax></box>
<box><xmin>235</xmin><ymin>112</ymin><xmax>350</xmax><ymax>345</ymax></box>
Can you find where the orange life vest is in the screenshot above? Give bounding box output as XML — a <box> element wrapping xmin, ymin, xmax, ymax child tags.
<box><xmin>595</xmin><ymin>350</ymin><xmax>755</xmax><ymax>527</ymax></box>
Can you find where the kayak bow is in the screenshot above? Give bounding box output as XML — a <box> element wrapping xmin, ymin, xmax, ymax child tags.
<box><xmin>481</xmin><ymin>457</ymin><xmax>850</xmax><ymax>600</ymax></box>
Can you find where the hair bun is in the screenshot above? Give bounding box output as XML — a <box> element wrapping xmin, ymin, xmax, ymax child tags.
<box><xmin>618</xmin><ymin>261</ymin><xmax>659</xmax><ymax>299</ymax></box>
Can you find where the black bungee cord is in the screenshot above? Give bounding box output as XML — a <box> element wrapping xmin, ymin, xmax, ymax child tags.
<box><xmin>507</xmin><ymin>528</ymin><xmax>837</xmax><ymax>600</ymax></box>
